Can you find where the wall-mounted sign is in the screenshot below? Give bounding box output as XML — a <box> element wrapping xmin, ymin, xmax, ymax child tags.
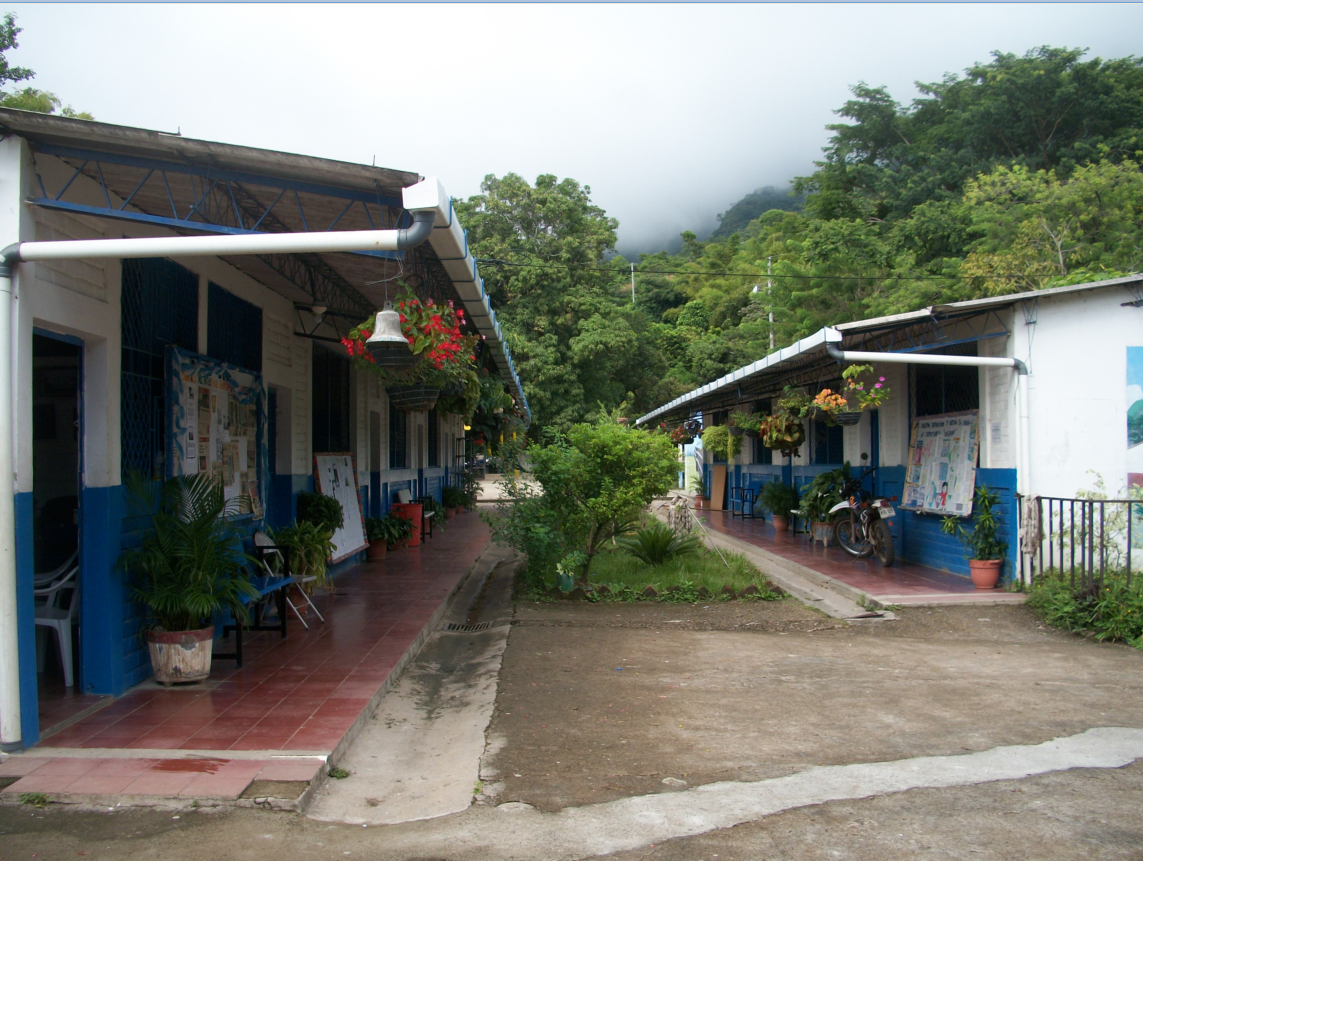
<box><xmin>169</xmin><ymin>348</ymin><xmax>266</xmax><ymax>519</ymax></box>
<box><xmin>901</xmin><ymin>411</ymin><xmax>979</xmax><ymax>517</ymax></box>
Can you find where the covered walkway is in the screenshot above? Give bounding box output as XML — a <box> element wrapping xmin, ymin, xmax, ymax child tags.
<box><xmin>0</xmin><ymin>515</ymin><xmax>492</xmax><ymax>803</ymax></box>
<box><xmin>696</xmin><ymin>509</ymin><xmax>1024</xmax><ymax>607</ymax></box>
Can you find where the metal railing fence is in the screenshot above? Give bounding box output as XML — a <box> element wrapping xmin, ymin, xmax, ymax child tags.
<box><xmin>1016</xmin><ymin>495</ymin><xmax>1143</xmax><ymax>588</ymax></box>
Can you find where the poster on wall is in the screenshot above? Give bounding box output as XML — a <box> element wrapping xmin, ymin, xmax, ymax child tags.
<box><xmin>1126</xmin><ymin>345</ymin><xmax>1143</xmax><ymax>489</ymax></box>
<box><xmin>901</xmin><ymin>411</ymin><xmax>979</xmax><ymax>517</ymax></box>
<box><xmin>169</xmin><ymin>348</ymin><xmax>265</xmax><ymax>519</ymax></box>
<box><xmin>314</xmin><ymin>452</ymin><xmax>368</xmax><ymax>563</ymax></box>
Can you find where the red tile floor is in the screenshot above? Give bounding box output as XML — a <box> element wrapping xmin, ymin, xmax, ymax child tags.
<box><xmin>697</xmin><ymin>508</ymin><xmax>1024</xmax><ymax>606</ymax></box>
<box><xmin>2</xmin><ymin>512</ymin><xmax>493</xmax><ymax>803</ymax></box>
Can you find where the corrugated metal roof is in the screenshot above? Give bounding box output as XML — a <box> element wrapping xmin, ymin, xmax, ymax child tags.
<box><xmin>636</xmin><ymin>274</ymin><xmax>1142</xmax><ymax>425</ymax></box>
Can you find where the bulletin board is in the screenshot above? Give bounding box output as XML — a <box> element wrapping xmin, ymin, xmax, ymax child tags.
<box><xmin>313</xmin><ymin>452</ymin><xmax>368</xmax><ymax>563</ymax></box>
<box><xmin>169</xmin><ymin>348</ymin><xmax>266</xmax><ymax>519</ymax></box>
<box><xmin>901</xmin><ymin>411</ymin><xmax>979</xmax><ymax>517</ymax></box>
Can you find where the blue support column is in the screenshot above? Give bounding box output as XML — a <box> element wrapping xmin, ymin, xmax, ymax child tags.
<box><xmin>79</xmin><ymin>484</ymin><xmax>126</xmax><ymax>696</ymax></box>
<box><xmin>14</xmin><ymin>493</ymin><xmax>39</xmax><ymax>746</ymax></box>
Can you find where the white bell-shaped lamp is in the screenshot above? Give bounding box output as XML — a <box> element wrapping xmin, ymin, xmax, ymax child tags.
<box><xmin>366</xmin><ymin>308</ymin><xmax>409</xmax><ymax>347</ymax></box>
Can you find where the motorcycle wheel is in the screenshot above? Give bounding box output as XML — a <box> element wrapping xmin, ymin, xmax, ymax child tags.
<box><xmin>834</xmin><ymin>512</ymin><xmax>875</xmax><ymax>558</ymax></box>
<box><xmin>872</xmin><ymin>519</ymin><xmax>895</xmax><ymax>567</ymax></box>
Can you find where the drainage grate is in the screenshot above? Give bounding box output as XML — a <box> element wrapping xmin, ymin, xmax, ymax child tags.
<box><xmin>443</xmin><ymin>621</ymin><xmax>493</xmax><ymax>632</ymax></box>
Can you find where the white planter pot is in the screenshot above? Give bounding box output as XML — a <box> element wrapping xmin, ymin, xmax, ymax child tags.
<box><xmin>146</xmin><ymin>627</ymin><xmax>215</xmax><ymax>684</ymax></box>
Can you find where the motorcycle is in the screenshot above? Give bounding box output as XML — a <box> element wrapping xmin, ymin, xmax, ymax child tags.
<box><xmin>826</xmin><ymin>466</ymin><xmax>896</xmax><ymax>567</ymax></box>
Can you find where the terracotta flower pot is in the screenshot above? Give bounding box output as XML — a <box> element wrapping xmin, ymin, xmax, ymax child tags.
<box><xmin>389</xmin><ymin>536</ymin><xmax>406</xmax><ymax>552</ymax></box>
<box><xmin>968</xmin><ymin>558</ymin><xmax>1003</xmax><ymax>589</ymax></box>
<box><xmin>772</xmin><ymin>514</ymin><xmax>790</xmax><ymax>534</ymax></box>
<box><xmin>367</xmin><ymin>538</ymin><xmax>388</xmax><ymax>562</ymax></box>
<box><xmin>694</xmin><ymin>495</ymin><xmax>706</xmax><ymax>510</ymax></box>
<box><xmin>146</xmin><ymin>627</ymin><xmax>215</xmax><ymax>684</ymax></box>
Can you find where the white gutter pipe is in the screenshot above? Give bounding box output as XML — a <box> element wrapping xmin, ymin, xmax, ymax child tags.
<box><xmin>0</xmin><ymin>198</ymin><xmax>436</xmax><ymax>751</ymax></box>
<box><xmin>825</xmin><ymin>340</ymin><xmax>1032</xmax><ymax>497</ymax></box>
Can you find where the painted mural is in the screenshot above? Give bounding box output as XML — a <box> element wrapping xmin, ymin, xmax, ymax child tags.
<box><xmin>1126</xmin><ymin>345</ymin><xmax>1143</xmax><ymax>488</ymax></box>
<box><xmin>169</xmin><ymin>348</ymin><xmax>266</xmax><ymax>519</ymax></box>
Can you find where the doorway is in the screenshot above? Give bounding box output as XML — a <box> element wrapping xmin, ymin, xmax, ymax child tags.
<box><xmin>31</xmin><ymin>330</ymin><xmax>89</xmax><ymax>730</ymax></box>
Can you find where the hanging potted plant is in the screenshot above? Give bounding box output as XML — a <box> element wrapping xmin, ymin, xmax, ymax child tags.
<box><xmin>759</xmin><ymin>411</ymin><xmax>805</xmax><ymax>457</ymax></box>
<box><xmin>343</xmin><ymin>282</ymin><xmax>476</xmax><ymax>411</ymax></box>
<box><xmin>841</xmin><ymin>364</ymin><xmax>891</xmax><ymax>411</ymax></box>
<box><xmin>700</xmin><ymin>424</ymin><xmax>743</xmax><ymax>461</ymax></box>
<box><xmin>812</xmin><ymin>387</ymin><xmax>860</xmax><ymax>427</ymax></box>
<box><xmin>117</xmin><ymin>473</ymin><xmax>259</xmax><ymax>684</ymax></box>
<box><xmin>941</xmin><ymin>484</ymin><xmax>1008</xmax><ymax>589</ymax></box>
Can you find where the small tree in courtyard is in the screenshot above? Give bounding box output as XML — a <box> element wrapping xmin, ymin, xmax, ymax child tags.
<box><xmin>486</xmin><ymin>417</ymin><xmax>680</xmax><ymax>587</ymax></box>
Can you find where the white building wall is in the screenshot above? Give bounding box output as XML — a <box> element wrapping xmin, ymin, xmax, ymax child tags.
<box><xmin>1024</xmin><ymin>287</ymin><xmax>1142</xmax><ymax>498</ymax></box>
<box><xmin>875</xmin><ymin>363</ymin><xmax>909</xmax><ymax>467</ymax></box>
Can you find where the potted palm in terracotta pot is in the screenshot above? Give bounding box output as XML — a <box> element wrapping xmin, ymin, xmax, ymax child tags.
<box><xmin>118</xmin><ymin>473</ymin><xmax>259</xmax><ymax>684</ymax></box>
<box><xmin>364</xmin><ymin>516</ymin><xmax>390</xmax><ymax>561</ymax></box>
<box><xmin>757</xmin><ymin>480</ymin><xmax>800</xmax><ymax>534</ymax></box>
<box><xmin>941</xmin><ymin>485</ymin><xmax>1008</xmax><ymax>589</ymax></box>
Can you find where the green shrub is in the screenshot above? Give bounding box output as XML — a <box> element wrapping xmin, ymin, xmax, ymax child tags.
<box><xmin>619</xmin><ymin>521</ymin><xmax>696</xmax><ymax>566</ymax></box>
<box><xmin>941</xmin><ymin>485</ymin><xmax>1007</xmax><ymax>561</ymax></box>
<box><xmin>1027</xmin><ymin>570</ymin><xmax>1143</xmax><ymax>647</ymax></box>
<box><xmin>756</xmin><ymin>480</ymin><xmax>799</xmax><ymax>517</ymax></box>
<box><xmin>296</xmin><ymin>491</ymin><xmax>344</xmax><ymax>533</ymax></box>
<box><xmin>485</xmin><ymin>418</ymin><xmax>680</xmax><ymax>586</ymax></box>
<box><xmin>272</xmin><ymin>520</ymin><xmax>335</xmax><ymax>589</ymax></box>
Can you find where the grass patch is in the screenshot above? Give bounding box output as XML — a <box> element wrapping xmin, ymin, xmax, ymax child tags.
<box><xmin>1026</xmin><ymin>570</ymin><xmax>1142</xmax><ymax>648</ymax></box>
<box><xmin>19</xmin><ymin>792</ymin><xmax>50</xmax><ymax>806</ymax></box>
<box><xmin>327</xmin><ymin>767</ymin><xmax>350</xmax><ymax>780</ymax></box>
<box><xmin>588</xmin><ymin>544</ymin><xmax>777</xmax><ymax>600</ymax></box>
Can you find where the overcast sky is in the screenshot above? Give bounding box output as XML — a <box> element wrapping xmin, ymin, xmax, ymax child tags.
<box><xmin>9</xmin><ymin>3</ymin><xmax>1141</xmax><ymax>256</ymax></box>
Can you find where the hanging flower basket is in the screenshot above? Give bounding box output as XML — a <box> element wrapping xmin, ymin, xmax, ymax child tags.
<box><xmin>366</xmin><ymin>343</ymin><xmax>421</xmax><ymax>370</ymax></box>
<box><xmin>386</xmin><ymin>384</ymin><xmax>441</xmax><ymax>412</ymax></box>
<box><xmin>437</xmin><ymin>379</ymin><xmax>465</xmax><ymax>398</ymax></box>
<box><xmin>727</xmin><ymin>425</ymin><xmax>744</xmax><ymax>437</ymax></box>
<box><xmin>833</xmin><ymin>411</ymin><xmax>863</xmax><ymax>427</ymax></box>
<box><xmin>744</xmin><ymin>429</ymin><xmax>761</xmax><ymax>439</ymax></box>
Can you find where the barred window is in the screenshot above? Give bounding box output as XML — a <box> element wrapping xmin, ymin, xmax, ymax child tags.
<box><xmin>389</xmin><ymin>406</ymin><xmax>407</xmax><ymax>469</ymax></box>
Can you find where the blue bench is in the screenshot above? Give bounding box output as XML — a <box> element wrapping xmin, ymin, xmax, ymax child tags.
<box><xmin>212</xmin><ymin>542</ymin><xmax>294</xmax><ymax>669</ymax></box>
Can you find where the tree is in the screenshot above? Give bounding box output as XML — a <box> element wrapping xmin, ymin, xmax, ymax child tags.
<box><xmin>0</xmin><ymin>14</ymin><xmax>93</xmax><ymax>118</ymax></box>
<box><xmin>486</xmin><ymin>419</ymin><xmax>681</xmax><ymax>586</ymax></box>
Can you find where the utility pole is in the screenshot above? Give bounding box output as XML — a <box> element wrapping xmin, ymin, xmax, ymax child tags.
<box><xmin>630</xmin><ymin>263</ymin><xmax>635</xmax><ymax>306</ymax></box>
<box><xmin>767</xmin><ymin>254</ymin><xmax>774</xmax><ymax>350</ymax></box>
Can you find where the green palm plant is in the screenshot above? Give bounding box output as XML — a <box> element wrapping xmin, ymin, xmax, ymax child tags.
<box><xmin>272</xmin><ymin>520</ymin><xmax>336</xmax><ymax>590</ymax></box>
<box><xmin>118</xmin><ymin>472</ymin><xmax>259</xmax><ymax>633</ymax></box>
<box><xmin>619</xmin><ymin>520</ymin><xmax>696</xmax><ymax>566</ymax></box>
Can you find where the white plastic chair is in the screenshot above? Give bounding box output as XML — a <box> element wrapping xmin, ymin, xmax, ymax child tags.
<box><xmin>34</xmin><ymin>551</ymin><xmax>76</xmax><ymax>590</ymax></box>
<box><xmin>34</xmin><ymin>564</ymin><xmax>78</xmax><ymax>690</ymax></box>
<box><xmin>253</xmin><ymin>531</ymin><xmax>324</xmax><ymax>630</ymax></box>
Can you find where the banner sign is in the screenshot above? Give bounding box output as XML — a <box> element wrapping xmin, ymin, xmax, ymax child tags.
<box><xmin>902</xmin><ymin>411</ymin><xmax>979</xmax><ymax>517</ymax></box>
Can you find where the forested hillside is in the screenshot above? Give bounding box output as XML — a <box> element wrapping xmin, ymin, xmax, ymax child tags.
<box><xmin>457</xmin><ymin>45</ymin><xmax>1142</xmax><ymax>434</ymax></box>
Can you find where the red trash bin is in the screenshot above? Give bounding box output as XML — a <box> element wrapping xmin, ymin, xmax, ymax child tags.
<box><xmin>391</xmin><ymin>502</ymin><xmax>423</xmax><ymax>547</ymax></box>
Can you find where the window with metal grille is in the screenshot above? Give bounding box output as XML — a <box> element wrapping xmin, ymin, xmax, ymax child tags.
<box><xmin>752</xmin><ymin>400</ymin><xmax>772</xmax><ymax>465</ymax></box>
<box><xmin>911</xmin><ymin>343</ymin><xmax>980</xmax><ymax>418</ymax></box>
<box><xmin>311</xmin><ymin>346</ymin><xmax>350</xmax><ymax>452</ymax></box>
<box><xmin>810</xmin><ymin>418</ymin><xmax>844</xmax><ymax>465</ymax></box>
<box><xmin>389</xmin><ymin>406</ymin><xmax>407</xmax><ymax>469</ymax></box>
<box><xmin>121</xmin><ymin>258</ymin><xmax>198</xmax><ymax>478</ymax></box>
<box><xmin>207</xmin><ymin>282</ymin><xmax>262</xmax><ymax>373</ymax></box>
<box><xmin>428</xmin><ymin>409</ymin><xmax>440</xmax><ymax>467</ymax></box>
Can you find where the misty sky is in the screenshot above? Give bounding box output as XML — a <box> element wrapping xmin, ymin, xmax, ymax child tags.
<box><xmin>9</xmin><ymin>3</ymin><xmax>1141</xmax><ymax>256</ymax></box>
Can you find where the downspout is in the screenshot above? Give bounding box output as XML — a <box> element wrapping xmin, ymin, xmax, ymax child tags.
<box><xmin>0</xmin><ymin>208</ymin><xmax>435</xmax><ymax>751</ymax></box>
<box><xmin>824</xmin><ymin>336</ymin><xmax>1032</xmax><ymax>489</ymax></box>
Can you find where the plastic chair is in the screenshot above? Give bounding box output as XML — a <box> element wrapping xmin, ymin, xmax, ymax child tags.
<box><xmin>34</xmin><ymin>564</ymin><xmax>79</xmax><ymax>690</ymax></box>
<box><xmin>34</xmin><ymin>551</ymin><xmax>77</xmax><ymax>589</ymax></box>
<box><xmin>253</xmin><ymin>531</ymin><xmax>324</xmax><ymax>630</ymax></box>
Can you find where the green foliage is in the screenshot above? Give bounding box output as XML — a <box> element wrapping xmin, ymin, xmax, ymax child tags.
<box><xmin>0</xmin><ymin>15</ymin><xmax>93</xmax><ymax>118</ymax></box>
<box><xmin>580</xmin><ymin>546</ymin><xmax>781</xmax><ymax>601</ymax></box>
<box><xmin>485</xmin><ymin>419</ymin><xmax>680</xmax><ymax>585</ymax></box>
<box><xmin>295</xmin><ymin>491</ymin><xmax>344</xmax><ymax>533</ymax></box>
<box><xmin>619</xmin><ymin>520</ymin><xmax>697</xmax><ymax>566</ymax></box>
<box><xmin>756</xmin><ymin>480</ymin><xmax>800</xmax><ymax>517</ymax></box>
<box><xmin>441</xmin><ymin>485</ymin><xmax>470</xmax><ymax>509</ymax></box>
<box><xmin>117</xmin><ymin>473</ymin><xmax>259</xmax><ymax>632</ymax></box>
<box><xmin>365</xmin><ymin>513</ymin><xmax>413</xmax><ymax>545</ymax></box>
<box><xmin>799</xmin><ymin>462</ymin><xmax>852</xmax><ymax>521</ymax></box>
<box><xmin>1027</xmin><ymin>571</ymin><xmax>1143</xmax><ymax>648</ymax></box>
<box><xmin>699</xmin><ymin>423</ymin><xmax>742</xmax><ymax>460</ymax></box>
<box><xmin>713</xmin><ymin>186</ymin><xmax>806</xmax><ymax>239</ymax></box>
<box><xmin>19</xmin><ymin>792</ymin><xmax>49</xmax><ymax>807</ymax></box>
<box><xmin>941</xmin><ymin>485</ymin><xmax>1007</xmax><ymax>561</ymax></box>
<box><xmin>272</xmin><ymin>520</ymin><xmax>335</xmax><ymax>590</ymax></box>
<box><xmin>327</xmin><ymin>766</ymin><xmax>351</xmax><ymax>779</ymax></box>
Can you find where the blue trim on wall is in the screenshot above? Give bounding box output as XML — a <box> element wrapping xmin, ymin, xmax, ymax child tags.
<box><xmin>79</xmin><ymin>485</ymin><xmax>126</xmax><ymax>697</ymax></box>
<box><xmin>14</xmin><ymin>493</ymin><xmax>40</xmax><ymax>746</ymax></box>
<box><xmin>269</xmin><ymin>474</ymin><xmax>313</xmax><ymax>530</ymax></box>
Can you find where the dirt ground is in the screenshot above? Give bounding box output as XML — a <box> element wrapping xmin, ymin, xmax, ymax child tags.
<box><xmin>0</xmin><ymin>596</ymin><xmax>1142</xmax><ymax>860</ymax></box>
<box><xmin>479</xmin><ymin>599</ymin><xmax>1142</xmax><ymax>813</ymax></box>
